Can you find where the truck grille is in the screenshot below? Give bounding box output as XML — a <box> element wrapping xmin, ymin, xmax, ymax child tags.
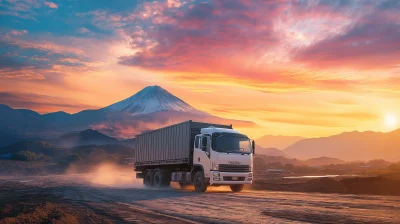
<box><xmin>219</xmin><ymin>164</ymin><xmax>250</xmax><ymax>173</ymax></box>
<box><xmin>223</xmin><ymin>177</ymin><xmax>245</xmax><ymax>181</ymax></box>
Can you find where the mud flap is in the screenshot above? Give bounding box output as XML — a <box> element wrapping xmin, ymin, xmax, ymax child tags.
<box><xmin>136</xmin><ymin>172</ymin><xmax>144</xmax><ymax>179</ymax></box>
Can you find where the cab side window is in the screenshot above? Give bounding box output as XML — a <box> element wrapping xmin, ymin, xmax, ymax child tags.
<box><xmin>195</xmin><ymin>136</ymin><xmax>200</xmax><ymax>149</ymax></box>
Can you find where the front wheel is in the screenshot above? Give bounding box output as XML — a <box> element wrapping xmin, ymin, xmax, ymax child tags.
<box><xmin>230</xmin><ymin>184</ymin><xmax>244</xmax><ymax>192</ymax></box>
<box><xmin>144</xmin><ymin>170</ymin><xmax>153</xmax><ymax>187</ymax></box>
<box><xmin>194</xmin><ymin>171</ymin><xmax>208</xmax><ymax>192</ymax></box>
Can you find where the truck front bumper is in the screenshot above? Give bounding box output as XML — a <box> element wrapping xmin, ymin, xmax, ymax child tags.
<box><xmin>209</xmin><ymin>171</ymin><xmax>253</xmax><ymax>185</ymax></box>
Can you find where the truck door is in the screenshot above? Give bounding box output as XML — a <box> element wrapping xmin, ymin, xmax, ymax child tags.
<box><xmin>193</xmin><ymin>135</ymin><xmax>211</xmax><ymax>179</ymax></box>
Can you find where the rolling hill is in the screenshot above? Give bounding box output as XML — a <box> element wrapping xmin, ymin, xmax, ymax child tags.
<box><xmin>50</xmin><ymin>129</ymin><xmax>119</xmax><ymax>148</ymax></box>
<box><xmin>304</xmin><ymin>157</ymin><xmax>347</xmax><ymax>167</ymax></box>
<box><xmin>255</xmin><ymin>145</ymin><xmax>288</xmax><ymax>157</ymax></box>
<box><xmin>284</xmin><ymin>129</ymin><xmax>400</xmax><ymax>162</ymax></box>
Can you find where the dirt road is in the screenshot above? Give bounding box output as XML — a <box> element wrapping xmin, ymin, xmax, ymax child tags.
<box><xmin>1</xmin><ymin>174</ymin><xmax>400</xmax><ymax>223</ymax></box>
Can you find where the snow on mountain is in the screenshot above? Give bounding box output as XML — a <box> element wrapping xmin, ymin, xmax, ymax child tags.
<box><xmin>103</xmin><ymin>85</ymin><xmax>203</xmax><ymax>115</ymax></box>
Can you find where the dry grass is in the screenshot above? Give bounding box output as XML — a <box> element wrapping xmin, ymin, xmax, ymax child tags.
<box><xmin>0</xmin><ymin>193</ymin><xmax>113</xmax><ymax>224</ymax></box>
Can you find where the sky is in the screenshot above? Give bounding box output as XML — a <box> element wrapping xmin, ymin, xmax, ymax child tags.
<box><xmin>0</xmin><ymin>0</ymin><xmax>399</xmax><ymax>139</ymax></box>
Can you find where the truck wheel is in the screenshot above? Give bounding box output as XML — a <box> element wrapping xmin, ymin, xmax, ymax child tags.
<box><xmin>144</xmin><ymin>170</ymin><xmax>153</xmax><ymax>187</ymax></box>
<box><xmin>153</xmin><ymin>169</ymin><xmax>162</xmax><ymax>188</ymax></box>
<box><xmin>194</xmin><ymin>171</ymin><xmax>208</xmax><ymax>192</ymax></box>
<box><xmin>230</xmin><ymin>184</ymin><xmax>244</xmax><ymax>193</ymax></box>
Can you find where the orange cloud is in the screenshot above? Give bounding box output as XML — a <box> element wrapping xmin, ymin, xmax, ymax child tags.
<box><xmin>44</xmin><ymin>1</ymin><xmax>58</xmax><ymax>9</ymax></box>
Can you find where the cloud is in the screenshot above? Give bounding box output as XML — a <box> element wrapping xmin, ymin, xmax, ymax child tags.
<box><xmin>119</xmin><ymin>1</ymin><xmax>281</xmax><ymax>72</ymax></box>
<box><xmin>265</xmin><ymin>117</ymin><xmax>351</xmax><ymax>127</ymax></box>
<box><xmin>0</xmin><ymin>32</ymin><xmax>110</xmax><ymax>80</ymax></box>
<box><xmin>44</xmin><ymin>1</ymin><xmax>58</xmax><ymax>9</ymax></box>
<box><xmin>0</xmin><ymin>41</ymin><xmax>88</xmax><ymax>77</ymax></box>
<box><xmin>0</xmin><ymin>0</ymin><xmax>41</xmax><ymax>20</ymax></box>
<box><xmin>0</xmin><ymin>91</ymin><xmax>96</xmax><ymax>113</ymax></box>
<box><xmin>116</xmin><ymin>0</ymin><xmax>395</xmax><ymax>93</ymax></box>
<box><xmin>265</xmin><ymin>110</ymin><xmax>378</xmax><ymax>128</ymax></box>
<box><xmin>77</xmin><ymin>27</ymin><xmax>91</xmax><ymax>34</ymax></box>
<box><xmin>8</xmin><ymin>30</ymin><xmax>28</xmax><ymax>36</ymax></box>
<box><xmin>293</xmin><ymin>7</ymin><xmax>400</xmax><ymax>70</ymax></box>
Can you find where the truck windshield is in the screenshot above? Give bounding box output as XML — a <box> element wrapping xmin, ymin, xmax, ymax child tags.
<box><xmin>212</xmin><ymin>133</ymin><xmax>251</xmax><ymax>154</ymax></box>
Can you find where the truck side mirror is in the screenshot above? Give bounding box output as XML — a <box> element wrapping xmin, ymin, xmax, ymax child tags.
<box><xmin>201</xmin><ymin>137</ymin><xmax>207</xmax><ymax>151</ymax></box>
<box><xmin>252</xmin><ymin>140</ymin><xmax>255</xmax><ymax>154</ymax></box>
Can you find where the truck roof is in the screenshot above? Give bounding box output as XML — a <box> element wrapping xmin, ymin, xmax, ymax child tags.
<box><xmin>201</xmin><ymin>127</ymin><xmax>241</xmax><ymax>135</ymax></box>
<box><xmin>136</xmin><ymin>120</ymin><xmax>232</xmax><ymax>137</ymax></box>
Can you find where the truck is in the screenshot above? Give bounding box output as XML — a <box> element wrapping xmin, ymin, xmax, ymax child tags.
<box><xmin>134</xmin><ymin>120</ymin><xmax>255</xmax><ymax>192</ymax></box>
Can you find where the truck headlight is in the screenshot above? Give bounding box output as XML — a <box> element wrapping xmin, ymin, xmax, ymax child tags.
<box><xmin>212</xmin><ymin>162</ymin><xmax>219</xmax><ymax>170</ymax></box>
<box><xmin>213</xmin><ymin>172</ymin><xmax>220</xmax><ymax>177</ymax></box>
<box><xmin>249</xmin><ymin>172</ymin><xmax>253</xmax><ymax>177</ymax></box>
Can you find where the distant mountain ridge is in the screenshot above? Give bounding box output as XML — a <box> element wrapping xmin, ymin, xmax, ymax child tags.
<box><xmin>255</xmin><ymin>144</ymin><xmax>288</xmax><ymax>157</ymax></box>
<box><xmin>49</xmin><ymin>129</ymin><xmax>119</xmax><ymax>148</ymax></box>
<box><xmin>256</xmin><ymin>135</ymin><xmax>305</xmax><ymax>150</ymax></box>
<box><xmin>0</xmin><ymin>86</ymin><xmax>255</xmax><ymax>146</ymax></box>
<box><xmin>284</xmin><ymin>129</ymin><xmax>400</xmax><ymax>162</ymax></box>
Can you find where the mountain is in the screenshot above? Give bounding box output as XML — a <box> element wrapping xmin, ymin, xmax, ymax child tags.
<box><xmin>304</xmin><ymin>157</ymin><xmax>347</xmax><ymax>167</ymax></box>
<box><xmin>104</xmin><ymin>85</ymin><xmax>202</xmax><ymax>115</ymax></box>
<box><xmin>0</xmin><ymin>86</ymin><xmax>256</xmax><ymax>146</ymax></box>
<box><xmin>50</xmin><ymin>129</ymin><xmax>119</xmax><ymax>148</ymax></box>
<box><xmin>256</xmin><ymin>135</ymin><xmax>305</xmax><ymax>150</ymax></box>
<box><xmin>120</xmin><ymin>138</ymin><xmax>136</xmax><ymax>148</ymax></box>
<box><xmin>284</xmin><ymin>129</ymin><xmax>400</xmax><ymax>162</ymax></box>
<box><xmin>255</xmin><ymin>145</ymin><xmax>288</xmax><ymax>157</ymax></box>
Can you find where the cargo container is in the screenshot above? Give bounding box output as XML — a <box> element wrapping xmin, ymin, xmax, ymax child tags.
<box><xmin>134</xmin><ymin>120</ymin><xmax>255</xmax><ymax>192</ymax></box>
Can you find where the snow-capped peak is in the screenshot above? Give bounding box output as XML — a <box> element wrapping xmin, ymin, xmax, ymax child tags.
<box><xmin>103</xmin><ymin>85</ymin><xmax>201</xmax><ymax>115</ymax></box>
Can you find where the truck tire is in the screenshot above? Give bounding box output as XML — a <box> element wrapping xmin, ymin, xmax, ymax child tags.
<box><xmin>230</xmin><ymin>184</ymin><xmax>244</xmax><ymax>193</ymax></box>
<box><xmin>144</xmin><ymin>170</ymin><xmax>153</xmax><ymax>187</ymax></box>
<box><xmin>194</xmin><ymin>171</ymin><xmax>208</xmax><ymax>192</ymax></box>
<box><xmin>152</xmin><ymin>169</ymin><xmax>171</xmax><ymax>188</ymax></box>
<box><xmin>153</xmin><ymin>169</ymin><xmax>162</xmax><ymax>188</ymax></box>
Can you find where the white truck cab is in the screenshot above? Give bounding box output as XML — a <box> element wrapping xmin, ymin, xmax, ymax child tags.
<box><xmin>193</xmin><ymin>126</ymin><xmax>254</xmax><ymax>192</ymax></box>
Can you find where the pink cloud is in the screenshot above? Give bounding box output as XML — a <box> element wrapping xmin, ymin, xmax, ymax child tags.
<box><xmin>9</xmin><ymin>30</ymin><xmax>28</xmax><ymax>36</ymax></box>
<box><xmin>118</xmin><ymin>0</ymin><xmax>388</xmax><ymax>93</ymax></box>
<box><xmin>293</xmin><ymin>10</ymin><xmax>400</xmax><ymax>70</ymax></box>
<box><xmin>44</xmin><ymin>1</ymin><xmax>58</xmax><ymax>9</ymax></box>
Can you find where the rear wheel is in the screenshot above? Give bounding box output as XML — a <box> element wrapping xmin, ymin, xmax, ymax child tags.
<box><xmin>153</xmin><ymin>169</ymin><xmax>171</xmax><ymax>188</ymax></box>
<box><xmin>144</xmin><ymin>170</ymin><xmax>153</xmax><ymax>187</ymax></box>
<box><xmin>230</xmin><ymin>184</ymin><xmax>244</xmax><ymax>192</ymax></box>
<box><xmin>153</xmin><ymin>169</ymin><xmax>162</xmax><ymax>188</ymax></box>
<box><xmin>194</xmin><ymin>171</ymin><xmax>208</xmax><ymax>192</ymax></box>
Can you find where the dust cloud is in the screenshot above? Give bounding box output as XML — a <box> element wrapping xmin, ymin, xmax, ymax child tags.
<box><xmin>64</xmin><ymin>163</ymin><xmax>236</xmax><ymax>192</ymax></box>
<box><xmin>66</xmin><ymin>163</ymin><xmax>144</xmax><ymax>188</ymax></box>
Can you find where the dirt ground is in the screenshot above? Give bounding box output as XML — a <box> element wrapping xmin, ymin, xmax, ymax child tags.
<box><xmin>1</xmin><ymin>173</ymin><xmax>400</xmax><ymax>224</ymax></box>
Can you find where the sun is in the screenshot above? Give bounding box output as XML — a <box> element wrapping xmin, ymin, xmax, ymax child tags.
<box><xmin>384</xmin><ymin>114</ymin><xmax>398</xmax><ymax>129</ymax></box>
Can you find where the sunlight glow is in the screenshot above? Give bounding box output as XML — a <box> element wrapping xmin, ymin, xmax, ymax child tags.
<box><xmin>384</xmin><ymin>114</ymin><xmax>398</xmax><ymax>130</ymax></box>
